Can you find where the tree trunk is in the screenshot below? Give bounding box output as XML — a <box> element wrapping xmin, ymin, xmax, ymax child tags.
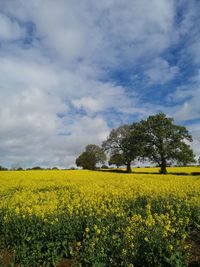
<box><xmin>126</xmin><ymin>161</ymin><xmax>132</xmax><ymax>173</ymax></box>
<box><xmin>160</xmin><ymin>158</ymin><xmax>167</xmax><ymax>174</ymax></box>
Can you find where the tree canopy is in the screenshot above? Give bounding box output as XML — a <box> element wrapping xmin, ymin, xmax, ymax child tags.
<box><xmin>133</xmin><ymin>113</ymin><xmax>196</xmax><ymax>173</ymax></box>
<box><xmin>75</xmin><ymin>113</ymin><xmax>196</xmax><ymax>174</ymax></box>
<box><xmin>76</xmin><ymin>144</ymin><xmax>106</xmax><ymax>170</ymax></box>
<box><xmin>102</xmin><ymin>124</ymin><xmax>143</xmax><ymax>172</ymax></box>
<box><xmin>108</xmin><ymin>153</ymin><xmax>126</xmax><ymax>168</ymax></box>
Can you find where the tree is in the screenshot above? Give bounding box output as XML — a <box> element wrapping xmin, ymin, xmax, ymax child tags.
<box><xmin>108</xmin><ymin>153</ymin><xmax>126</xmax><ymax>168</ymax></box>
<box><xmin>102</xmin><ymin>125</ymin><xmax>143</xmax><ymax>172</ymax></box>
<box><xmin>198</xmin><ymin>156</ymin><xmax>200</xmax><ymax>166</ymax></box>
<box><xmin>31</xmin><ymin>166</ymin><xmax>43</xmax><ymax>170</ymax></box>
<box><xmin>0</xmin><ymin>166</ymin><xmax>8</xmax><ymax>171</ymax></box>
<box><xmin>134</xmin><ymin>113</ymin><xmax>196</xmax><ymax>174</ymax></box>
<box><xmin>76</xmin><ymin>144</ymin><xmax>106</xmax><ymax>170</ymax></box>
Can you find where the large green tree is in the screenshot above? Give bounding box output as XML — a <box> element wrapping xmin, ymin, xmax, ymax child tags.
<box><xmin>75</xmin><ymin>144</ymin><xmax>106</xmax><ymax>170</ymax></box>
<box><xmin>102</xmin><ymin>124</ymin><xmax>143</xmax><ymax>172</ymax></box>
<box><xmin>134</xmin><ymin>113</ymin><xmax>196</xmax><ymax>174</ymax></box>
<box><xmin>108</xmin><ymin>153</ymin><xmax>126</xmax><ymax>168</ymax></box>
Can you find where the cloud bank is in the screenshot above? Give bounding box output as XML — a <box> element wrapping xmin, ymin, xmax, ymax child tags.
<box><xmin>0</xmin><ymin>0</ymin><xmax>200</xmax><ymax>167</ymax></box>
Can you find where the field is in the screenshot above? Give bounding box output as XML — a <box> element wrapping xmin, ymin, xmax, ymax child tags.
<box><xmin>134</xmin><ymin>166</ymin><xmax>200</xmax><ymax>174</ymax></box>
<box><xmin>115</xmin><ymin>166</ymin><xmax>200</xmax><ymax>174</ymax></box>
<box><xmin>0</xmin><ymin>169</ymin><xmax>200</xmax><ymax>266</ymax></box>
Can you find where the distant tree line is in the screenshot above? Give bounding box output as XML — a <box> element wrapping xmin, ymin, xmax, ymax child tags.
<box><xmin>0</xmin><ymin>166</ymin><xmax>8</xmax><ymax>171</ymax></box>
<box><xmin>0</xmin><ymin>166</ymin><xmax>61</xmax><ymax>171</ymax></box>
<box><xmin>75</xmin><ymin>113</ymin><xmax>196</xmax><ymax>174</ymax></box>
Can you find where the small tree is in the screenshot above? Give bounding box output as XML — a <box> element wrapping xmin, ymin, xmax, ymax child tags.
<box><xmin>108</xmin><ymin>153</ymin><xmax>126</xmax><ymax>168</ymax></box>
<box><xmin>76</xmin><ymin>144</ymin><xmax>106</xmax><ymax>170</ymax></box>
<box><xmin>135</xmin><ymin>113</ymin><xmax>196</xmax><ymax>174</ymax></box>
<box><xmin>32</xmin><ymin>166</ymin><xmax>43</xmax><ymax>170</ymax></box>
<box><xmin>0</xmin><ymin>166</ymin><xmax>8</xmax><ymax>171</ymax></box>
<box><xmin>198</xmin><ymin>156</ymin><xmax>200</xmax><ymax>166</ymax></box>
<box><xmin>102</xmin><ymin>125</ymin><xmax>143</xmax><ymax>172</ymax></box>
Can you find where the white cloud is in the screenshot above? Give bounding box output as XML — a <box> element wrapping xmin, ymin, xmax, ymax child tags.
<box><xmin>72</xmin><ymin>97</ymin><xmax>103</xmax><ymax>113</ymax></box>
<box><xmin>1</xmin><ymin>0</ymin><xmax>176</xmax><ymax>66</ymax></box>
<box><xmin>177</xmin><ymin>1</ymin><xmax>200</xmax><ymax>64</ymax></box>
<box><xmin>0</xmin><ymin>13</ymin><xmax>25</xmax><ymax>40</ymax></box>
<box><xmin>187</xmin><ymin>124</ymin><xmax>200</xmax><ymax>158</ymax></box>
<box><xmin>145</xmin><ymin>58</ymin><xmax>179</xmax><ymax>85</ymax></box>
<box><xmin>174</xmin><ymin>92</ymin><xmax>200</xmax><ymax>121</ymax></box>
<box><xmin>172</xmin><ymin>70</ymin><xmax>200</xmax><ymax>121</ymax></box>
<box><xmin>0</xmin><ymin>0</ymin><xmax>199</xmax><ymax>167</ymax></box>
<box><xmin>0</xmin><ymin>52</ymin><xmax>135</xmax><ymax>167</ymax></box>
<box><xmin>190</xmin><ymin>41</ymin><xmax>200</xmax><ymax>64</ymax></box>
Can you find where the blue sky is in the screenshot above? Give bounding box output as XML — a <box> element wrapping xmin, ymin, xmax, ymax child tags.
<box><xmin>0</xmin><ymin>0</ymin><xmax>200</xmax><ymax>168</ymax></box>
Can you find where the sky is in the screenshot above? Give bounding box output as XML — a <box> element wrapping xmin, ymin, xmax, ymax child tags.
<box><xmin>0</xmin><ymin>0</ymin><xmax>200</xmax><ymax>168</ymax></box>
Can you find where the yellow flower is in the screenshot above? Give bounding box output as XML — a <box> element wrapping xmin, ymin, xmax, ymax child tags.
<box><xmin>0</xmin><ymin>167</ymin><xmax>199</xmax><ymax>265</ymax></box>
<box><xmin>112</xmin><ymin>234</ymin><xmax>117</xmax><ymax>240</ymax></box>
<box><xmin>96</xmin><ymin>229</ymin><xmax>101</xmax><ymax>235</ymax></box>
<box><xmin>163</xmin><ymin>231</ymin><xmax>168</xmax><ymax>237</ymax></box>
<box><xmin>76</xmin><ymin>241</ymin><xmax>81</xmax><ymax>247</ymax></box>
<box><xmin>15</xmin><ymin>207</ymin><xmax>20</xmax><ymax>215</ymax></box>
<box><xmin>168</xmin><ymin>244</ymin><xmax>173</xmax><ymax>251</ymax></box>
<box><xmin>164</xmin><ymin>225</ymin><xmax>170</xmax><ymax>231</ymax></box>
<box><xmin>122</xmin><ymin>249</ymin><xmax>127</xmax><ymax>255</ymax></box>
<box><xmin>170</xmin><ymin>228</ymin><xmax>176</xmax><ymax>234</ymax></box>
<box><xmin>146</xmin><ymin>204</ymin><xmax>151</xmax><ymax>209</ymax></box>
<box><xmin>181</xmin><ymin>233</ymin><xmax>187</xmax><ymax>239</ymax></box>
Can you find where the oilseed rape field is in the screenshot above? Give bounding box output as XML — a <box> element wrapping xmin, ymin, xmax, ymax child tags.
<box><xmin>0</xmin><ymin>170</ymin><xmax>199</xmax><ymax>266</ymax></box>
